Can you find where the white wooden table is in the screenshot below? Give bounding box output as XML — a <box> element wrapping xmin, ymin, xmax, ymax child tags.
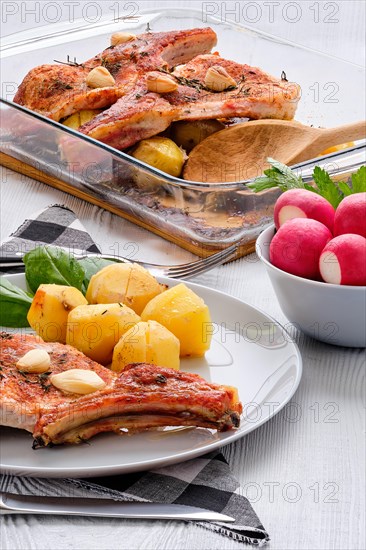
<box><xmin>1</xmin><ymin>2</ymin><xmax>365</xmax><ymax>549</ymax></box>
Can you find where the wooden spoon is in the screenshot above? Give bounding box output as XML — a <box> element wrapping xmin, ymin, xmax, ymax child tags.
<box><xmin>183</xmin><ymin>119</ymin><xmax>366</xmax><ymax>183</ymax></box>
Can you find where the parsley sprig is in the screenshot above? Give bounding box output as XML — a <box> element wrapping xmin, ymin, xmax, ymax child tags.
<box><xmin>247</xmin><ymin>158</ymin><xmax>366</xmax><ymax>208</ymax></box>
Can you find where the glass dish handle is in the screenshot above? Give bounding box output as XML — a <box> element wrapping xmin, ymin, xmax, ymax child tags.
<box><xmin>293</xmin><ymin>143</ymin><xmax>365</xmax><ymax>182</ymax></box>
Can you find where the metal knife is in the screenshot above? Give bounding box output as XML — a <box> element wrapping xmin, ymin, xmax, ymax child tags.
<box><xmin>0</xmin><ymin>492</ymin><xmax>235</xmax><ymax>522</ymax></box>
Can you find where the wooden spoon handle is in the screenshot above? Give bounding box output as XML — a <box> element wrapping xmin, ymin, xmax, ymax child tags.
<box><xmin>316</xmin><ymin>120</ymin><xmax>366</xmax><ymax>149</ymax></box>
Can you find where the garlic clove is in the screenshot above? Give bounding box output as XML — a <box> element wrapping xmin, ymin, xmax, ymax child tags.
<box><xmin>146</xmin><ymin>72</ymin><xmax>178</xmax><ymax>94</ymax></box>
<box><xmin>110</xmin><ymin>32</ymin><xmax>136</xmax><ymax>46</ymax></box>
<box><xmin>16</xmin><ymin>349</ymin><xmax>51</xmax><ymax>374</ymax></box>
<box><xmin>204</xmin><ymin>65</ymin><xmax>237</xmax><ymax>92</ymax></box>
<box><xmin>50</xmin><ymin>369</ymin><xmax>106</xmax><ymax>395</ymax></box>
<box><xmin>86</xmin><ymin>66</ymin><xmax>116</xmax><ymax>89</ymax></box>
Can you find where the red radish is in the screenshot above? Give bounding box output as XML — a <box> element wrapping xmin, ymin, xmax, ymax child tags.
<box><xmin>274</xmin><ymin>189</ymin><xmax>335</xmax><ymax>232</ymax></box>
<box><xmin>334</xmin><ymin>192</ymin><xmax>366</xmax><ymax>238</ymax></box>
<box><xmin>270</xmin><ymin>218</ymin><xmax>332</xmax><ymax>279</ymax></box>
<box><xmin>319</xmin><ymin>234</ymin><xmax>366</xmax><ymax>286</ymax></box>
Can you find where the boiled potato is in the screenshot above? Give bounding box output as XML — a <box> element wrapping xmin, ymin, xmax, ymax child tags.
<box><xmin>79</xmin><ymin>109</ymin><xmax>102</xmax><ymax>125</ymax></box>
<box><xmin>130</xmin><ymin>137</ymin><xmax>185</xmax><ymax>177</ymax></box>
<box><xmin>126</xmin><ymin>264</ymin><xmax>167</xmax><ymax>314</ymax></box>
<box><xmin>111</xmin><ymin>320</ymin><xmax>180</xmax><ymax>372</ymax></box>
<box><xmin>62</xmin><ymin>112</ymin><xmax>81</xmax><ymax>129</ymax></box>
<box><xmin>171</xmin><ymin>120</ymin><xmax>225</xmax><ymax>153</ymax></box>
<box><xmin>141</xmin><ymin>283</ymin><xmax>213</xmax><ymax>357</ymax></box>
<box><xmin>63</xmin><ymin>109</ymin><xmax>102</xmax><ymax>129</ymax></box>
<box><xmin>86</xmin><ymin>263</ymin><xmax>129</xmax><ymax>304</ymax></box>
<box><xmin>27</xmin><ymin>284</ymin><xmax>87</xmax><ymax>343</ymax></box>
<box><xmin>86</xmin><ymin>263</ymin><xmax>165</xmax><ymax>315</ymax></box>
<box><xmin>66</xmin><ymin>303</ymin><xmax>140</xmax><ymax>365</ymax></box>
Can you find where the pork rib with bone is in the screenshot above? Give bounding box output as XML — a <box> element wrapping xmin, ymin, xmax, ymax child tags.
<box><xmin>14</xmin><ymin>28</ymin><xmax>299</xmax><ymax>150</ymax></box>
<box><xmin>0</xmin><ymin>333</ymin><xmax>242</xmax><ymax>447</ymax></box>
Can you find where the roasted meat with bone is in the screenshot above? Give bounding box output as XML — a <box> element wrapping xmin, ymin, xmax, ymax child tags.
<box><xmin>14</xmin><ymin>28</ymin><xmax>299</xmax><ymax>150</ymax></box>
<box><xmin>0</xmin><ymin>333</ymin><xmax>242</xmax><ymax>446</ymax></box>
<box><xmin>14</xmin><ymin>28</ymin><xmax>217</xmax><ymax>121</ymax></box>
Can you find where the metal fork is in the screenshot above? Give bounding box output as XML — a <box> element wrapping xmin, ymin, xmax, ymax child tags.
<box><xmin>0</xmin><ymin>242</ymin><xmax>239</xmax><ymax>279</ymax></box>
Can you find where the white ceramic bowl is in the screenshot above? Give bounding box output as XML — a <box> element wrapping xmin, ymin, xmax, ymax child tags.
<box><xmin>256</xmin><ymin>225</ymin><xmax>366</xmax><ymax>348</ymax></box>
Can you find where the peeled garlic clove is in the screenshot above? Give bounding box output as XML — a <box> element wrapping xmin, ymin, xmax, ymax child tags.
<box><xmin>50</xmin><ymin>369</ymin><xmax>106</xmax><ymax>395</ymax></box>
<box><xmin>111</xmin><ymin>32</ymin><xmax>136</xmax><ymax>46</ymax></box>
<box><xmin>16</xmin><ymin>349</ymin><xmax>51</xmax><ymax>374</ymax></box>
<box><xmin>146</xmin><ymin>72</ymin><xmax>178</xmax><ymax>94</ymax></box>
<box><xmin>204</xmin><ymin>65</ymin><xmax>237</xmax><ymax>92</ymax></box>
<box><xmin>86</xmin><ymin>66</ymin><xmax>116</xmax><ymax>89</ymax></box>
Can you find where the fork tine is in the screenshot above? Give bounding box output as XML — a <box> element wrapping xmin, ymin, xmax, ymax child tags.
<box><xmin>180</xmin><ymin>243</ymin><xmax>239</xmax><ymax>273</ymax></box>
<box><xmin>167</xmin><ymin>252</ymin><xmax>226</xmax><ymax>277</ymax></box>
<box><xmin>166</xmin><ymin>242</ymin><xmax>238</xmax><ymax>273</ymax></box>
<box><xmin>170</xmin><ymin>254</ymin><xmax>233</xmax><ymax>278</ymax></box>
<box><xmin>164</xmin><ymin>253</ymin><xmax>228</xmax><ymax>278</ymax></box>
<box><xmin>169</xmin><ymin>253</ymin><xmax>232</xmax><ymax>278</ymax></box>
<box><xmin>166</xmin><ymin>243</ymin><xmax>238</xmax><ymax>279</ymax></box>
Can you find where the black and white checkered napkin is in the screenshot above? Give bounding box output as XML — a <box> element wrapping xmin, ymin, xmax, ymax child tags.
<box><xmin>0</xmin><ymin>205</ymin><xmax>269</xmax><ymax>546</ymax></box>
<box><xmin>0</xmin><ymin>204</ymin><xmax>100</xmax><ymax>270</ymax></box>
<box><xmin>1</xmin><ymin>452</ymin><xmax>269</xmax><ymax>546</ymax></box>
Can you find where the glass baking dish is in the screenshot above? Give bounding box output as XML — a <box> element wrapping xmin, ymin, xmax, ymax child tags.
<box><xmin>1</xmin><ymin>8</ymin><xmax>365</xmax><ymax>255</ymax></box>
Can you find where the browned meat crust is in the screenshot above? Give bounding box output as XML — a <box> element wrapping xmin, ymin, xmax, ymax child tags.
<box><xmin>0</xmin><ymin>332</ymin><xmax>115</xmax><ymax>432</ymax></box>
<box><xmin>13</xmin><ymin>28</ymin><xmax>299</xmax><ymax>151</ymax></box>
<box><xmin>14</xmin><ymin>28</ymin><xmax>217</xmax><ymax>121</ymax></box>
<box><xmin>0</xmin><ymin>333</ymin><xmax>242</xmax><ymax>446</ymax></box>
<box><xmin>82</xmin><ymin>54</ymin><xmax>299</xmax><ymax>149</ymax></box>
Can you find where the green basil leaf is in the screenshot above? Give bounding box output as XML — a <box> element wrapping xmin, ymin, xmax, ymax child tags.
<box><xmin>0</xmin><ymin>276</ymin><xmax>33</xmax><ymax>327</ymax></box>
<box><xmin>24</xmin><ymin>245</ymin><xmax>85</xmax><ymax>293</ymax></box>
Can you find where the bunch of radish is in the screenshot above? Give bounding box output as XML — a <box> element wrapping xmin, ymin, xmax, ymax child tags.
<box><xmin>269</xmin><ymin>190</ymin><xmax>366</xmax><ymax>285</ymax></box>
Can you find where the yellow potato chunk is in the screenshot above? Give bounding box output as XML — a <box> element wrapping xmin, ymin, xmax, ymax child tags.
<box><xmin>62</xmin><ymin>109</ymin><xmax>102</xmax><ymax>129</ymax></box>
<box><xmin>111</xmin><ymin>320</ymin><xmax>180</xmax><ymax>372</ymax></box>
<box><xmin>141</xmin><ymin>283</ymin><xmax>213</xmax><ymax>357</ymax></box>
<box><xmin>126</xmin><ymin>264</ymin><xmax>167</xmax><ymax>315</ymax></box>
<box><xmin>66</xmin><ymin>303</ymin><xmax>140</xmax><ymax>365</ymax></box>
<box><xmin>27</xmin><ymin>284</ymin><xmax>87</xmax><ymax>344</ymax></box>
<box><xmin>171</xmin><ymin>120</ymin><xmax>225</xmax><ymax>153</ymax></box>
<box><xmin>62</xmin><ymin>112</ymin><xmax>80</xmax><ymax>129</ymax></box>
<box><xmin>86</xmin><ymin>263</ymin><xmax>165</xmax><ymax>315</ymax></box>
<box><xmin>131</xmin><ymin>137</ymin><xmax>185</xmax><ymax>177</ymax></box>
<box><xmin>79</xmin><ymin>109</ymin><xmax>102</xmax><ymax>125</ymax></box>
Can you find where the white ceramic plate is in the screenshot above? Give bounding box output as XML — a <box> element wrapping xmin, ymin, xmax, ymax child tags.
<box><xmin>1</xmin><ymin>274</ymin><xmax>302</xmax><ymax>478</ymax></box>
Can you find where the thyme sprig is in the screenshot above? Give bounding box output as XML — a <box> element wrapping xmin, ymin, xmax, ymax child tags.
<box><xmin>236</xmin><ymin>74</ymin><xmax>250</xmax><ymax>96</ymax></box>
<box><xmin>17</xmin><ymin>370</ymin><xmax>52</xmax><ymax>393</ymax></box>
<box><xmin>54</xmin><ymin>55</ymin><xmax>84</xmax><ymax>68</ymax></box>
<box><xmin>158</xmin><ymin>68</ymin><xmax>207</xmax><ymax>92</ymax></box>
<box><xmin>158</xmin><ymin>68</ymin><xmax>250</xmax><ymax>96</ymax></box>
<box><xmin>100</xmin><ymin>57</ymin><xmax>122</xmax><ymax>75</ymax></box>
<box><xmin>52</xmin><ymin>80</ymin><xmax>73</xmax><ymax>91</ymax></box>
